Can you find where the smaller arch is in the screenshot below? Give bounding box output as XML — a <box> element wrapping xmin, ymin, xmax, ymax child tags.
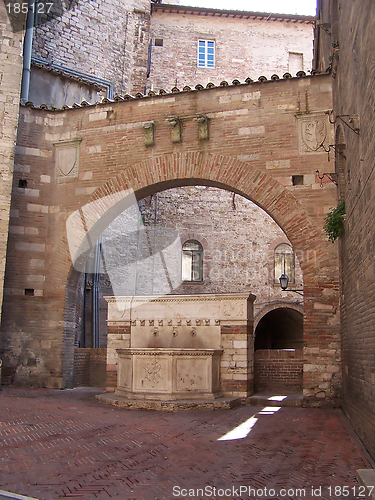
<box><xmin>254</xmin><ymin>306</ymin><xmax>303</xmax><ymax>350</ymax></box>
<box><xmin>182</xmin><ymin>240</ymin><xmax>203</xmax><ymax>282</ymax></box>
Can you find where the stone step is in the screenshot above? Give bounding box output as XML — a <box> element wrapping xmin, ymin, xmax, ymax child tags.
<box><xmin>247</xmin><ymin>392</ymin><xmax>303</xmax><ymax>407</ymax></box>
<box><xmin>96</xmin><ymin>392</ymin><xmax>242</xmax><ymax>411</ymax></box>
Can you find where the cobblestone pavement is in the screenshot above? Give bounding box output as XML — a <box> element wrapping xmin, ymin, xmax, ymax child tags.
<box><xmin>0</xmin><ymin>387</ymin><xmax>372</xmax><ymax>500</ymax></box>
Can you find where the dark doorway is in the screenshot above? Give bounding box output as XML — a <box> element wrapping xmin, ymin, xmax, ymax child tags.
<box><xmin>254</xmin><ymin>308</ymin><xmax>303</xmax><ymax>350</ymax></box>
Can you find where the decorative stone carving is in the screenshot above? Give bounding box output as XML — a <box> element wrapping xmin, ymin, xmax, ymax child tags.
<box><xmin>143</xmin><ymin>360</ymin><xmax>162</xmax><ymax>387</ymax></box>
<box><xmin>167</xmin><ymin>116</ymin><xmax>182</xmax><ymax>143</ymax></box>
<box><xmin>143</xmin><ymin>121</ymin><xmax>155</xmax><ymax>147</ymax></box>
<box><xmin>116</xmin><ymin>348</ymin><xmax>223</xmax><ymax>400</ymax></box>
<box><xmin>196</xmin><ymin>114</ymin><xmax>210</xmax><ymax>140</ymax></box>
<box><xmin>297</xmin><ymin>112</ymin><xmax>331</xmax><ymax>154</ymax></box>
<box><xmin>54</xmin><ymin>138</ymin><xmax>81</xmax><ymax>180</ymax></box>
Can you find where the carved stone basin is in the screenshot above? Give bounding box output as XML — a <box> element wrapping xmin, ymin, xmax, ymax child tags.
<box><xmin>116</xmin><ymin>348</ymin><xmax>223</xmax><ymax>400</ymax></box>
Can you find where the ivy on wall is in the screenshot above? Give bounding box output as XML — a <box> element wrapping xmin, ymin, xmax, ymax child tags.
<box><xmin>323</xmin><ymin>201</ymin><xmax>345</xmax><ymax>242</ymax></box>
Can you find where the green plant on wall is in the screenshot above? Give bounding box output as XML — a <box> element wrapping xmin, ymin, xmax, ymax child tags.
<box><xmin>323</xmin><ymin>201</ymin><xmax>345</xmax><ymax>242</ymax></box>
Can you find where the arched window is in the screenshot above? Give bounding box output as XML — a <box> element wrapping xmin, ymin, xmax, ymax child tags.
<box><xmin>274</xmin><ymin>243</ymin><xmax>294</xmax><ymax>283</ymax></box>
<box><xmin>182</xmin><ymin>240</ymin><xmax>203</xmax><ymax>282</ymax></box>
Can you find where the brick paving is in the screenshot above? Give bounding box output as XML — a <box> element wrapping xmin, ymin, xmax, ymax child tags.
<box><xmin>0</xmin><ymin>387</ymin><xmax>372</xmax><ymax>500</ymax></box>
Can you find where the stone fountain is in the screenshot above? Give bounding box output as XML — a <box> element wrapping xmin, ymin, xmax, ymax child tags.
<box><xmin>102</xmin><ymin>293</ymin><xmax>255</xmax><ymax>408</ymax></box>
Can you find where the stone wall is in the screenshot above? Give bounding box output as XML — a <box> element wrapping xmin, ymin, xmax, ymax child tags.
<box><xmin>102</xmin><ymin>186</ymin><xmax>304</xmax><ymax>316</ymax></box>
<box><xmin>30</xmin><ymin>2</ymin><xmax>314</xmax><ymax>100</ymax></box>
<box><xmin>32</xmin><ymin>0</ymin><xmax>151</xmax><ymax>96</ymax></box>
<box><xmin>316</xmin><ymin>0</ymin><xmax>375</xmax><ymax>459</ymax></box>
<box><xmin>0</xmin><ymin>3</ymin><xmax>23</xmax><ymax>334</ymax></box>
<box><xmin>148</xmin><ymin>5</ymin><xmax>314</xmax><ymax>91</ymax></box>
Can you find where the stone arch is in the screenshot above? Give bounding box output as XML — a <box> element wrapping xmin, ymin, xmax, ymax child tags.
<box><xmin>61</xmin><ymin>152</ymin><xmax>336</xmax><ymax>389</ymax></box>
<box><xmin>254</xmin><ymin>302</ymin><xmax>304</xmax><ymax>331</ymax></box>
<box><xmin>254</xmin><ymin>306</ymin><xmax>304</xmax><ymax>350</ymax></box>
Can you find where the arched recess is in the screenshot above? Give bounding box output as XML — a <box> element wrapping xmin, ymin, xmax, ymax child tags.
<box><xmin>254</xmin><ymin>302</ymin><xmax>304</xmax><ymax>331</ymax></box>
<box><xmin>61</xmin><ymin>152</ymin><xmax>335</xmax><ymax>387</ymax></box>
<box><xmin>254</xmin><ymin>307</ymin><xmax>304</xmax><ymax>350</ymax></box>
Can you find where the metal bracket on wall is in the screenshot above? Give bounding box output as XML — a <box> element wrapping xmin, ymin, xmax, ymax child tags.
<box><xmin>316</xmin><ymin>21</ymin><xmax>332</xmax><ymax>36</ymax></box>
<box><xmin>316</xmin><ymin>170</ymin><xmax>338</xmax><ymax>188</ymax></box>
<box><xmin>326</xmin><ymin>110</ymin><xmax>360</xmax><ymax>134</ymax></box>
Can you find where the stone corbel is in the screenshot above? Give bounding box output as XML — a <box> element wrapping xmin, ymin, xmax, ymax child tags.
<box><xmin>167</xmin><ymin>116</ymin><xmax>182</xmax><ymax>143</ymax></box>
<box><xmin>143</xmin><ymin>121</ymin><xmax>155</xmax><ymax>147</ymax></box>
<box><xmin>196</xmin><ymin>113</ymin><xmax>210</xmax><ymax>140</ymax></box>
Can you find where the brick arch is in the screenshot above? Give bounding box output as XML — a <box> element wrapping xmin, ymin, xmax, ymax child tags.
<box><xmin>254</xmin><ymin>302</ymin><xmax>304</xmax><ymax>330</ymax></box>
<box><xmin>62</xmin><ymin>152</ymin><xmax>338</xmax><ymax>395</ymax></box>
<box><xmin>72</xmin><ymin>152</ymin><xmax>327</xmax><ymax>277</ymax></box>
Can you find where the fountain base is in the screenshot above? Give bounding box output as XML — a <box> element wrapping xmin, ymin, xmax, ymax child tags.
<box><xmin>115</xmin><ymin>348</ymin><xmax>223</xmax><ymax>401</ymax></box>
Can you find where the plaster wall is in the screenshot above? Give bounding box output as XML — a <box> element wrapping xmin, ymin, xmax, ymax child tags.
<box><xmin>29</xmin><ymin>66</ymin><xmax>106</xmax><ymax>108</ymax></box>
<box><xmin>148</xmin><ymin>7</ymin><xmax>314</xmax><ymax>91</ymax></box>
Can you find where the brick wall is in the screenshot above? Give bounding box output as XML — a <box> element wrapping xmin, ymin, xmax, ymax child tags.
<box><xmin>254</xmin><ymin>349</ymin><xmax>303</xmax><ymax>392</ymax></box>
<box><xmin>1</xmin><ymin>74</ymin><xmax>341</xmax><ymax>406</ymax></box>
<box><xmin>316</xmin><ymin>0</ymin><xmax>375</xmax><ymax>459</ymax></box>
<box><xmin>0</xmin><ymin>3</ymin><xmax>23</xmax><ymax>332</ymax></box>
<box><xmin>73</xmin><ymin>349</ymin><xmax>90</xmax><ymax>386</ymax></box>
<box><xmin>73</xmin><ymin>348</ymin><xmax>106</xmax><ymax>387</ymax></box>
<box><xmin>148</xmin><ymin>6</ymin><xmax>314</xmax><ymax>92</ymax></box>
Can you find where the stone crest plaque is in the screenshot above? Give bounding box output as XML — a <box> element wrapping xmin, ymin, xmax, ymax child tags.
<box><xmin>54</xmin><ymin>139</ymin><xmax>81</xmax><ymax>179</ymax></box>
<box><xmin>297</xmin><ymin>113</ymin><xmax>331</xmax><ymax>155</ymax></box>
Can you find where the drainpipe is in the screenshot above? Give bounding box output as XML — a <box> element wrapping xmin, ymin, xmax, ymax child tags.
<box><xmin>92</xmin><ymin>237</ymin><xmax>101</xmax><ymax>349</ymax></box>
<box><xmin>20</xmin><ymin>0</ymin><xmax>36</xmax><ymax>104</ymax></box>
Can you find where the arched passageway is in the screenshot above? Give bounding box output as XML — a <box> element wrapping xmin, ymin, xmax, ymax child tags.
<box><xmin>254</xmin><ymin>308</ymin><xmax>303</xmax><ymax>350</ymax></box>
<box><xmin>2</xmin><ymin>73</ymin><xmax>341</xmax><ymax>405</ymax></box>
<box><xmin>254</xmin><ymin>307</ymin><xmax>304</xmax><ymax>393</ymax></box>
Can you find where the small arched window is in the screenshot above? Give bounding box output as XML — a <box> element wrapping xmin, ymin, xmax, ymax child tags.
<box><xmin>274</xmin><ymin>243</ymin><xmax>294</xmax><ymax>283</ymax></box>
<box><xmin>182</xmin><ymin>240</ymin><xmax>203</xmax><ymax>282</ymax></box>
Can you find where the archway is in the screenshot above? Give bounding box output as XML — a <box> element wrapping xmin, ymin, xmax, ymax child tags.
<box><xmin>254</xmin><ymin>307</ymin><xmax>304</xmax><ymax>393</ymax></box>
<box><xmin>254</xmin><ymin>307</ymin><xmax>303</xmax><ymax>350</ymax></box>
<box><xmin>59</xmin><ymin>152</ymin><xmax>338</xmax><ymax>401</ymax></box>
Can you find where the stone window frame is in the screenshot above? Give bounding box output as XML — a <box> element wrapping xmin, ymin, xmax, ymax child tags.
<box><xmin>197</xmin><ymin>39</ymin><xmax>215</xmax><ymax>68</ymax></box>
<box><xmin>182</xmin><ymin>239</ymin><xmax>203</xmax><ymax>282</ymax></box>
<box><xmin>274</xmin><ymin>243</ymin><xmax>295</xmax><ymax>284</ymax></box>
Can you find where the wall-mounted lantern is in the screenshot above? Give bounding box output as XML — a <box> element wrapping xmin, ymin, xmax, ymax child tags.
<box><xmin>279</xmin><ymin>274</ymin><xmax>304</xmax><ymax>296</ymax></box>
